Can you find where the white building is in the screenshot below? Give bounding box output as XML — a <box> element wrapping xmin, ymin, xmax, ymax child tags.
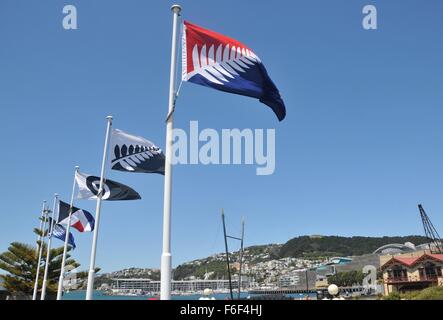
<box><xmin>111</xmin><ymin>278</ymin><xmax>250</xmax><ymax>294</ymax></box>
<box><xmin>278</xmin><ymin>273</ymin><xmax>301</xmax><ymax>287</ymax></box>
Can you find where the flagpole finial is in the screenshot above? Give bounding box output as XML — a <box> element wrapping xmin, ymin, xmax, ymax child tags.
<box><xmin>171</xmin><ymin>4</ymin><xmax>181</xmax><ymax>14</ymax></box>
<box><xmin>54</xmin><ymin>193</ymin><xmax>58</xmax><ymax>197</ymax></box>
<box><xmin>106</xmin><ymin>115</ymin><xmax>113</xmax><ymax>121</ymax></box>
<box><xmin>75</xmin><ymin>165</ymin><xmax>80</xmax><ymax>170</ymax></box>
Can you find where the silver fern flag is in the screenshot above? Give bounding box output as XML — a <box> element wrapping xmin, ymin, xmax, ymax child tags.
<box><xmin>110</xmin><ymin>129</ymin><xmax>165</xmax><ymax>174</ymax></box>
<box><xmin>75</xmin><ymin>171</ymin><xmax>141</xmax><ymax>201</ymax></box>
<box><xmin>182</xmin><ymin>21</ymin><xmax>286</xmax><ymax>121</ymax></box>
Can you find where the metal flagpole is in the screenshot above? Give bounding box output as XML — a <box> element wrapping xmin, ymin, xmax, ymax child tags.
<box><xmin>41</xmin><ymin>194</ymin><xmax>58</xmax><ymax>300</ymax></box>
<box><xmin>222</xmin><ymin>210</ymin><xmax>234</xmax><ymax>300</ymax></box>
<box><xmin>32</xmin><ymin>201</ymin><xmax>48</xmax><ymax>300</ymax></box>
<box><xmin>237</xmin><ymin>218</ymin><xmax>245</xmax><ymax>299</ymax></box>
<box><xmin>35</xmin><ymin>201</ymin><xmax>46</xmax><ymax>257</ymax></box>
<box><xmin>56</xmin><ymin>166</ymin><xmax>80</xmax><ymax>300</ymax></box>
<box><xmin>160</xmin><ymin>4</ymin><xmax>181</xmax><ymax>301</ymax></box>
<box><xmin>85</xmin><ymin>116</ymin><xmax>113</xmax><ymax>300</ymax></box>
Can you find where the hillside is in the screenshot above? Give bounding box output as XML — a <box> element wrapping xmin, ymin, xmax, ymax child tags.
<box><xmin>173</xmin><ymin>235</ymin><xmax>429</xmax><ymax>280</ymax></box>
<box><xmin>174</xmin><ymin>244</ymin><xmax>282</xmax><ymax>280</ymax></box>
<box><xmin>279</xmin><ymin>235</ymin><xmax>429</xmax><ymax>258</ymax></box>
<box><xmin>98</xmin><ymin>235</ymin><xmax>430</xmax><ymax>285</ymax></box>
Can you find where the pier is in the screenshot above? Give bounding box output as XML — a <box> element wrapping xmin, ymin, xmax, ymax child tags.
<box><xmin>248</xmin><ymin>288</ymin><xmax>317</xmax><ymax>295</ymax></box>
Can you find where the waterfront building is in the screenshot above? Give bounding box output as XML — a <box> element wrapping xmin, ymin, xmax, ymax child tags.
<box><xmin>327</xmin><ymin>257</ymin><xmax>353</xmax><ymax>265</ymax></box>
<box><xmin>373</xmin><ymin>242</ymin><xmax>442</xmax><ymax>255</ymax></box>
<box><xmin>111</xmin><ymin>278</ymin><xmax>250</xmax><ymax>294</ymax></box>
<box><xmin>315</xmin><ymin>275</ymin><xmax>328</xmax><ymax>289</ymax></box>
<box><xmin>334</xmin><ymin>254</ymin><xmax>381</xmax><ymax>273</ymax></box>
<box><xmin>278</xmin><ymin>273</ymin><xmax>300</xmax><ymax>287</ymax></box>
<box><xmin>380</xmin><ymin>252</ymin><xmax>443</xmax><ymax>295</ymax></box>
<box><xmin>277</xmin><ymin>269</ymin><xmax>317</xmax><ymax>290</ymax></box>
<box><xmin>373</xmin><ymin>242</ymin><xmax>417</xmax><ymax>255</ymax></box>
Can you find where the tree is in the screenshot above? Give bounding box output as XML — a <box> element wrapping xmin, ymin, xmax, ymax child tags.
<box><xmin>0</xmin><ymin>222</ymin><xmax>80</xmax><ymax>299</ymax></box>
<box><xmin>327</xmin><ymin>271</ymin><xmax>365</xmax><ymax>287</ymax></box>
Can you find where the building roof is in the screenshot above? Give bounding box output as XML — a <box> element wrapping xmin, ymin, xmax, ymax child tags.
<box><xmin>394</xmin><ymin>257</ymin><xmax>419</xmax><ymax>266</ymax></box>
<box><xmin>381</xmin><ymin>253</ymin><xmax>443</xmax><ymax>270</ymax></box>
<box><xmin>373</xmin><ymin>243</ymin><xmax>416</xmax><ymax>255</ymax></box>
<box><xmin>428</xmin><ymin>254</ymin><xmax>443</xmax><ymax>261</ymax></box>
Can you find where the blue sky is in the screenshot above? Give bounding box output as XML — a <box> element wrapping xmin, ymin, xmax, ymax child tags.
<box><xmin>1</xmin><ymin>0</ymin><xmax>443</xmax><ymax>273</ymax></box>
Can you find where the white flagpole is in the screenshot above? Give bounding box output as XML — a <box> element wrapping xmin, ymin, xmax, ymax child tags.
<box><xmin>32</xmin><ymin>201</ymin><xmax>48</xmax><ymax>300</ymax></box>
<box><xmin>85</xmin><ymin>116</ymin><xmax>113</xmax><ymax>300</ymax></box>
<box><xmin>160</xmin><ymin>4</ymin><xmax>181</xmax><ymax>301</ymax></box>
<box><xmin>41</xmin><ymin>193</ymin><xmax>58</xmax><ymax>300</ymax></box>
<box><xmin>56</xmin><ymin>166</ymin><xmax>80</xmax><ymax>300</ymax></box>
<box><xmin>35</xmin><ymin>201</ymin><xmax>46</xmax><ymax>257</ymax></box>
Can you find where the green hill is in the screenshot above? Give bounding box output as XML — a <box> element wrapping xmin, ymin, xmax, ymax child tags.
<box><xmin>279</xmin><ymin>235</ymin><xmax>429</xmax><ymax>258</ymax></box>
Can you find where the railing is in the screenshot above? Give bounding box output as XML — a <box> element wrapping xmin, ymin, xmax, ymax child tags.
<box><xmin>385</xmin><ymin>276</ymin><xmax>409</xmax><ymax>283</ymax></box>
<box><xmin>385</xmin><ymin>274</ymin><xmax>439</xmax><ymax>283</ymax></box>
<box><xmin>419</xmin><ymin>274</ymin><xmax>439</xmax><ymax>281</ymax></box>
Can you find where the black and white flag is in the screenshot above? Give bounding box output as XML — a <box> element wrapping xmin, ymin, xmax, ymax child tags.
<box><xmin>75</xmin><ymin>171</ymin><xmax>141</xmax><ymax>201</ymax></box>
<box><xmin>110</xmin><ymin>129</ymin><xmax>165</xmax><ymax>174</ymax></box>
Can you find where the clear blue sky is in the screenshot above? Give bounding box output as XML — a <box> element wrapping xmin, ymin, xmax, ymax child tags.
<box><xmin>1</xmin><ymin>0</ymin><xmax>443</xmax><ymax>273</ymax></box>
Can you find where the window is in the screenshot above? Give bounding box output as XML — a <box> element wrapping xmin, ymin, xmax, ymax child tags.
<box><xmin>391</xmin><ymin>265</ymin><xmax>407</xmax><ymax>279</ymax></box>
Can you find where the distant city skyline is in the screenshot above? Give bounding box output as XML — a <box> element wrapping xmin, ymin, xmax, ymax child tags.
<box><xmin>1</xmin><ymin>0</ymin><xmax>443</xmax><ymax>273</ymax></box>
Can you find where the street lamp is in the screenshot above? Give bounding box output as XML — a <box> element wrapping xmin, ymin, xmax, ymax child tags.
<box><xmin>328</xmin><ymin>284</ymin><xmax>339</xmax><ymax>299</ymax></box>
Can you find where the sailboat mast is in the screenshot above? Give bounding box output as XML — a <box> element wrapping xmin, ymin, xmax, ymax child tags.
<box><xmin>237</xmin><ymin>218</ymin><xmax>245</xmax><ymax>299</ymax></box>
<box><xmin>222</xmin><ymin>209</ymin><xmax>234</xmax><ymax>300</ymax></box>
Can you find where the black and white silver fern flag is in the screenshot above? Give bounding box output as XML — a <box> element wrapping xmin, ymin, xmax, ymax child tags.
<box><xmin>75</xmin><ymin>171</ymin><xmax>141</xmax><ymax>201</ymax></box>
<box><xmin>110</xmin><ymin>129</ymin><xmax>165</xmax><ymax>175</ymax></box>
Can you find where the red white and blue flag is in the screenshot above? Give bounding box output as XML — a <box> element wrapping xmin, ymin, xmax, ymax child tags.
<box><xmin>57</xmin><ymin>200</ymin><xmax>95</xmax><ymax>232</ymax></box>
<box><xmin>182</xmin><ymin>21</ymin><xmax>286</xmax><ymax>121</ymax></box>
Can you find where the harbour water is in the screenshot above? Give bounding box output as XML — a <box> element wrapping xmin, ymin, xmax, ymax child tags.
<box><xmin>63</xmin><ymin>290</ymin><xmax>249</xmax><ymax>300</ymax></box>
<box><xmin>62</xmin><ymin>290</ymin><xmax>317</xmax><ymax>300</ymax></box>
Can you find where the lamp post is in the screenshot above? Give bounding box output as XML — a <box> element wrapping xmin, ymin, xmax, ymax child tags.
<box><xmin>328</xmin><ymin>284</ymin><xmax>339</xmax><ymax>299</ymax></box>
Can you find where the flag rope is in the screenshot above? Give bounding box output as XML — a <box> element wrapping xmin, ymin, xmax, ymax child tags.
<box><xmin>174</xmin><ymin>15</ymin><xmax>184</xmax><ymax>99</ymax></box>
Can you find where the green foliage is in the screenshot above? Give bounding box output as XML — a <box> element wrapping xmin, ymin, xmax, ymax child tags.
<box><xmin>279</xmin><ymin>235</ymin><xmax>429</xmax><ymax>258</ymax></box>
<box><xmin>327</xmin><ymin>271</ymin><xmax>365</xmax><ymax>287</ymax></box>
<box><xmin>411</xmin><ymin>286</ymin><xmax>443</xmax><ymax>300</ymax></box>
<box><xmin>382</xmin><ymin>291</ymin><xmax>402</xmax><ymax>300</ymax></box>
<box><xmin>247</xmin><ymin>244</ymin><xmax>280</xmax><ymax>261</ymax></box>
<box><xmin>400</xmin><ymin>290</ymin><xmax>421</xmax><ymax>300</ymax></box>
<box><xmin>174</xmin><ymin>260</ymin><xmax>229</xmax><ymax>280</ymax></box>
<box><xmin>0</xmin><ymin>241</ymin><xmax>79</xmax><ymax>297</ymax></box>
<box><xmin>0</xmin><ymin>222</ymin><xmax>82</xmax><ymax>298</ymax></box>
<box><xmin>382</xmin><ymin>287</ymin><xmax>443</xmax><ymax>300</ymax></box>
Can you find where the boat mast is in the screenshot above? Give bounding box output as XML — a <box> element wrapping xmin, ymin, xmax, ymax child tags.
<box><xmin>237</xmin><ymin>218</ymin><xmax>245</xmax><ymax>299</ymax></box>
<box><xmin>221</xmin><ymin>209</ymin><xmax>234</xmax><ymax>300</ymax></box>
